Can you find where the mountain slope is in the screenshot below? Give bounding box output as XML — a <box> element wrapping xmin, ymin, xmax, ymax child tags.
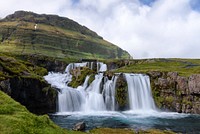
<box><xmin>0</xmin><ymin>11</ymin><xmax>131</xmax><ymax>59</ymax></box>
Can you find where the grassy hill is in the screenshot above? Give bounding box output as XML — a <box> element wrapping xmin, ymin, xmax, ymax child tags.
<box><xmin>0</xmin><ymin>11</ymin><xmax>131</xmax><ymax>60</ymax></box>
<box><xmin>114</xmin><ymin>58</ymin><xmax>200</xmax><ymax>76</ymax></box>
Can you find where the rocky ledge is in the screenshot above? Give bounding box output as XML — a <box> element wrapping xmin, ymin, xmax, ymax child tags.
<box><xmin>149</xmin><ymin>71</ymin><xmax>200</xmax><ymax>114</ymax></box>
<box><xmin>0</xmin><ymin>77</ymin><xmax>57</xmax><ymax>114</ymax></box>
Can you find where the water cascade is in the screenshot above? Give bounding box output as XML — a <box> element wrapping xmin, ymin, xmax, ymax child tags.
<box><xmin>125</xmin><ymin>74</ymin><xmax>156</xmax><ymax>111</ymax></box>
<box><xmin>44</xmin><ymin>62</ymin><xmax>156</xmax><ymax>113</ymax></box>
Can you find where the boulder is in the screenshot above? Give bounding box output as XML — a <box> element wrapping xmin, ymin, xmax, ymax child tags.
<box><xmin>0</xmin><ymin>79</ymin><xmax>11</xmax><ymax>94</ymax></box>
<box><xmin>73</xmin><ymin>121</ymin><xmax>86</xmax><ymax>131</ymax></box>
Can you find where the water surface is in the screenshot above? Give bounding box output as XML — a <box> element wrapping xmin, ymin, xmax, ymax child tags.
<box><xmin>50</xmin><ymin>110</ymin><xmax>200</xmax><ymax>133</ymax></box>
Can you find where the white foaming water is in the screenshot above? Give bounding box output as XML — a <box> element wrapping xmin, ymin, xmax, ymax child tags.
<box><xmin>125</xmin><ymin>73</ymin><xmax>156</xmax><ymax>111</ymax></box>
<box><xmin>98</xmin><ymin>62</ymin><xmax>107</xmax><ymax>72</ymax></box>
<box><xmin>45</xmin><ymin>62</ymin><xmax>157</xmax><ymax>114</ymax></box>
<box><xmin>45</xmin><ymin>62</ymin><xmax>115</xmax><ymax>112</ymax></box>
<box><xmin>65</xmin><ymin>62</ymin><xmax>106</xmax><ymax>73</ymax></box>
<box><xmin>102</xmin><ymin>76</ymin><xmax>118</xmax><ymax>111</ymax></box>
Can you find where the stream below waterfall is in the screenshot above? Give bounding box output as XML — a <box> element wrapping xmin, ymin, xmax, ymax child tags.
<box><xmin>49</xmin><ymin>111</ymin><xmax>200</xmax><ymax>133</ymax></box>
<box><xmin>44</xmin><ymin>62</ymin><xmax>200</xmax><ymax>133</ymax></box>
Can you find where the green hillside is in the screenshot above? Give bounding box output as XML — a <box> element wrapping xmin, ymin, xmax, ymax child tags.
<box><xmin>0</xmin><ymin>11</ymin><xmax>131</xmax><ymax>60</ymax></box>
<box><xmin>114</xmin><ymin>58</ymin><xmax>200</xmax><ymax>76</ymax></box>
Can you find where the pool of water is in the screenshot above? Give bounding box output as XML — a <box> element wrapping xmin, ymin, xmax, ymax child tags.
<box><xmin>49</xmin><ymin>110</ymin><xmax>200</xmax><ymax>133</ymax></box>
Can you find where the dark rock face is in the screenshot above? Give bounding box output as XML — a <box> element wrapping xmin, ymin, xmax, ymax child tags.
<box><xmin>150</xmin><ymin>71</ymin><xmax>200</xmax><ymax>114</ymax></box>
<box><xmin>0</xmin><ymin>77</ymin><xmax>57</xmax><ymax>114</ymax></box>
<box><xmin>26</xmin><ymin>55</ymin><xmax>68</xmax><ymax>72</ymax></box>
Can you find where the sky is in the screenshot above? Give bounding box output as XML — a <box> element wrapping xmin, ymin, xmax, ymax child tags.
<box><xmin>0</xmin><ymin>0</ymin><xmax>200</xmax><ymax>59</ymax></box>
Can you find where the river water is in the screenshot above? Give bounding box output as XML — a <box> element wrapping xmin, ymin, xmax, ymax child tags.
<box><xmin>50</xmin><ymin>110</ymin><xmax>200</xmax><ymax>133</ymax></box>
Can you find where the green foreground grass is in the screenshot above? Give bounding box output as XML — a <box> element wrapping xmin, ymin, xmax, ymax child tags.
<box><xmin>0</xmin><ymin>90</ymin><xmax>86</xmax><ymax>134</ymax></box>
<box><xmin>115</xmin><ymin>58</ymin><xmax>200</xmax><ymax>76</ymax></box>
<box><xmin>90</xmin><ymin>128</ymin><xmax>175</xmax><ymax>134</ymax></box>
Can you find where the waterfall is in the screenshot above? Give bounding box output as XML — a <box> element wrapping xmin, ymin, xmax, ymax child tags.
<box><xmin>125</xmin><ymin>73</ymin><xmax>156</xmax><ymax>111</ymax></box>
<box><xmin>44</xmin><ymin>62</ymin><xmax>156</xmax><ymax>113</ymax></box>
<box><xmin>102</xmin><ymin>76</ymin><xmax>118</xmax><ymax>111</ymax></box>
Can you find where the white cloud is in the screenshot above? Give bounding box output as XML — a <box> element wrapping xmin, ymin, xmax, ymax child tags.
<box><xmin>1</xmin><ymin>0</ymin><xmax>200</xmax><ymax>58</ymax></box>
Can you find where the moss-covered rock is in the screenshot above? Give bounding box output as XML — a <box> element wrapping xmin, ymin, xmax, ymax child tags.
<box><xmin>68</xmin><ymin>67</ymin><xmax>95</xmax><ymax>88</ymax></box>
<box><xmin>115</xmin><ymin>73</ymin><xmax>129</xmax><ymax>110</ymax></box>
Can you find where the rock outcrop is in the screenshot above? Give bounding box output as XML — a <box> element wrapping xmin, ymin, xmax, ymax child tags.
<box><xmin>115</xmin><ymin>73</ymin><xmax>129</xmax><ymax>110</ymax></box>
<box><xmin>73</xmin><ymin>121</ymin><xmax>86</xmax><ymax>131</ymax></box>
<box><xmin>0</xmin><ymin>54</ymin><xmax>58</xmax><ymax>114</ymax></box>
<box><xmin>149</xmin><ymin>71</ymin><xmax>200</xmax><ymax>114</ymax></box>
<box><xmin>0</xmin><ymin>77</ymin><xmax>57</xmax><ymax>114</ymax></box>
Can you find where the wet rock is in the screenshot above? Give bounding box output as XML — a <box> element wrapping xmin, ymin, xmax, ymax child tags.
<box><xmin>189</xmin><ymin>74</ymin><xmax>200</xmax><ymax>94</ymax></box>
<box><xmin>0</xmin><ymin>79</ymin><xmax>11</xmax><ymax>94</ymax></box>
<box><xmin>104</xmin><ymin>71</ymin><xmax>114</xmax><ymax>80</ymax></box>
<box><xmin>193</xmin><ymin>102</ymin><xmax>200</xmax><ymax>114</ymax></box>
<box><xmin>175</xmin><ymin>103</ymin><xmax>182</xmax><ymax>113</ymax></box>
<box><xmin>115</xmin><ymin>73</ymin><xmax>129</xmax><ymax>110</ymax></box>
<box><xmin>73</xmin><ymin>121</ymin><xmax>86</xmax><ymax>131</ymax></box>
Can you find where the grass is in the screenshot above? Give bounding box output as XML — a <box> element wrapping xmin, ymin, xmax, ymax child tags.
<box><xmin>90</xmin><ymin>128</ymin><xmax>175</xmax><ymax>134</ymax></box>
<box><xmin>0</xmin><ymin>20</ymin><xmax>130</xmax><ymax>60</ymax></box>
<box><xmin>0</xmin><ymin>53</ymin><xmax>47</xmax><ymax>80</ymax></box>
<box><xmin>0</xmin><ymin>90</ymin><xmax>85</xmax><ymax>134</ymax></box>
<box><xmin>115</xmin><ymin>58</ymin><xmax>200</xmax><ymax>76</ymax></box>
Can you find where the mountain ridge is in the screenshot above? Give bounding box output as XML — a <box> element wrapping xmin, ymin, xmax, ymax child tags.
<box><xmin>0</xmin><ymin>11</ymin><xmax>131</xmax><ymax>60</ymax></box>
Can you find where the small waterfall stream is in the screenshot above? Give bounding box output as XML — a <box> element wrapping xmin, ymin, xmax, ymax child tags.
<box><xmin>44</xmin><ymin>62</ymin><xmax>156</xmax><ymax>113</ymax></box>
<box><xmin>125</xmin><ymin>73</ymin><xmax>156</xmax><ymax>111</ymax></box>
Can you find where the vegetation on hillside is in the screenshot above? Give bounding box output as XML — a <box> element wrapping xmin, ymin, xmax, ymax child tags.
<box><xmin>0</xmin><ymin>11</ymin><xmax>131</xmax><ymax>60</ymax></box>
<box><xmin>0</xmin><ymin>53</ymin><xmax>47</xmax><ymax>81</ymax></box>
<box><xmin>114</xmin><ymin>58</ymin><xmax>200</xmax><ymax>76</ymax></box>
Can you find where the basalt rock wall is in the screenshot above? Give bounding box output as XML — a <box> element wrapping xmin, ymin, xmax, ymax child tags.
<box><xmin>0</xmin><ymin>77</ymin><xmax>57</xmax><ymax>114</ymax></box>
<box><xmin>148</xmin><ymin>71</ymin><xmax>200</xmax><ymax>114</ymax></box>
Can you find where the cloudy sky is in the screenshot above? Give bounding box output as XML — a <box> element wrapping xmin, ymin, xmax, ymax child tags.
<box><xmin>1</xmin><ymin>0</ymin><xmax>200</xmax><ymax>58</ymax></box>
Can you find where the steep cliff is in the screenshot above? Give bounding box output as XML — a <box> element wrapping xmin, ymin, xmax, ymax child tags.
<box><xmin>0</xmin><ymin>53</ymin><xmax>57</xmax><ymax>114</ymax></box>
<box><xmin>149</xmin><ymin>71</ymin><xmax>200</xmax><ymax>114</ymax></box>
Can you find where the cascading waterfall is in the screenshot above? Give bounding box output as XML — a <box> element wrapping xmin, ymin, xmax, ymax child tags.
<box><xmin>44</xmin><ymin>62</ymin><xmax>156</xmax><ymax>113</ymax></box>
<box><xmin>102</xmin><ymin>76</ymin><xmax>118</xmax><ymax>111</ymax></box>
<box><xmin>125</xmin><ymin>73</ymin><xmax>156</xmax><ymax>111</ymax></box>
